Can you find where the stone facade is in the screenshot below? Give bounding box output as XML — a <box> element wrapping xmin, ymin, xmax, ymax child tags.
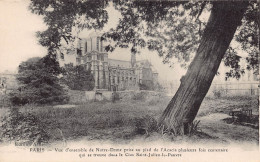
<box><xmin>58</xmin><ymin>33</ymin><xmax>158</xmax><ymax>91</ymax></box>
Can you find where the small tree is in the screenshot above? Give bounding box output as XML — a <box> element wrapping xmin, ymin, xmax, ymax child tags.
<box><xmin>9</xmin><ymin>55</ymin><xmax>69</xmax><ymax>105</ymax></box>
<box><xmin>61</xmin><ymin>64</ymin><xmax>95</xmax><ymax>91</ymax></box>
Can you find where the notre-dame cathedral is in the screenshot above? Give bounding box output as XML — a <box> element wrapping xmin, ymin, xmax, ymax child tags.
<box><xmin>58</xmin><ymin>32</ymin><xmax>158</xmax><ymax>91</ymax></box>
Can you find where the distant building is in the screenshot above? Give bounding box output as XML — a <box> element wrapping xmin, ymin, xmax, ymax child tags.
<box><xmin>0</xmin><ymin>71</ymin><xmax>18</xmax><ymax>94</ymax></box>
<box><xmin>161</xmin><ymin>59</ymin><xmax>259</xmax><ymax>97</ymax></box>
<box><xmin>58</xmin><ymin>32</ymin><xmax>158</xmax><ymax>91</ymax></box>
<box><xmin>209</xmin><ymin>60</ymin><xmax>259</xmax><ymax>96</ymax></box>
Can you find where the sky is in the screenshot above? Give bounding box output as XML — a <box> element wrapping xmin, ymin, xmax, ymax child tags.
<box><xmin>0</xmin><ymin>0</ymin><xmax>186</xmax><ymax>82</ymax></box>
<box><xmin>0</xmin><ymin>0</ymin><xmax>47</xmax><ymax>73</ymax></box>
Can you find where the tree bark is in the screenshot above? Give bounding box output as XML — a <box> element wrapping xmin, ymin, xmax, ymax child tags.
<box><xmin>257</xmin><ymin>0</ymin><xmax>260</xmax><ymax>52</ymax></box>
<box><xmin>160</xmin><ymin>2</ymin><xmax>248</xmax><ymax>135</ymax></box>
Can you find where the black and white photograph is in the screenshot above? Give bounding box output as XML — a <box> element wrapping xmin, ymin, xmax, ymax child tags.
<box><xmin>0</xmin><ymin>0</ymin><xmax>259</xmax><ymax>161</ymax></box>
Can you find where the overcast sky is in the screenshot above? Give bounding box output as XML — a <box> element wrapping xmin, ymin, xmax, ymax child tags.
<box><xmin>0</xmin><ymin>0</ymin><xmax>188</xmax><ymax>82</ymax></box>
<box><xmin>0</xmin><ymin>0</ymin><xmax>47</xmax><ymax>72</ymax></box>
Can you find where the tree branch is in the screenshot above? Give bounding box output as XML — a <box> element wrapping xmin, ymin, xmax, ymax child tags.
<box><xmin>195</xmin><ymin>1</ymin><xmax>207</xmax><ymax>21</ymax></box>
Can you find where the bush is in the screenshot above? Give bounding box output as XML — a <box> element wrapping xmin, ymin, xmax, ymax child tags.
<box><xmin>61</xmin><ymin>64</ymin><xmax>95</xmax><ymax>91</ymax></box>
<box><xmin>9</xmin><ymin>90</ymin><xmax>29</xmax><ymax>105</ymax></box>
<box><xmin>0</xmin><ymin>108</ymin><xmax>49</xmax><ymax>145</ymax></box>
<box><xmin>9</xmin><ymin>56</ymin><xmax>69</xmax><ymax>105</ymax></box>
<box><xmin>134</xmin><ymin>115</ymin><xmax>158</xmax><ymax>135</ymax></box>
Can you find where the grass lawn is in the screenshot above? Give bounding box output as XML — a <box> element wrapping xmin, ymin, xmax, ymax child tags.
<box><xmin>0</xmin><ymin>94</ymin><xmax>259</xmax><ymax>146</ymax></box>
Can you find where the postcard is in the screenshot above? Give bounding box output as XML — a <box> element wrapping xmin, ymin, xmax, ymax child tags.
<box><xmin>0</xmin><ymin>0</ymin><xmax>259</xmax><ymax>162</ymax></box>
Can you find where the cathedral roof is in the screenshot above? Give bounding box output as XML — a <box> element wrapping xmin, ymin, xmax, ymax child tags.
<box><xmin>108</xmin><ymin>59</ymin><xmax>132</xmax><ymax>68</ymax></box>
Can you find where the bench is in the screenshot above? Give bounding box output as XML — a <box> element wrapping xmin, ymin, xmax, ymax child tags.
<box><xmin>229</xmin><ymin>109</ymin><xmax>252</xmax><ymax>121</ymax></box>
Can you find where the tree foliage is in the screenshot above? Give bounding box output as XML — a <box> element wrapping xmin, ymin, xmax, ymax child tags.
<box><xmin>28</xmin><ymin>1</ymin><xmax>259</xmax><ymax>135</ymax></box>
<box><xmin>104</xmin><ymin>1</ymin><xmax>258</xmax><ymax>77</ymax></box>
<box><xmin>235</xmin><ymin>2</ymin><xmax>259</xmax><ymax>74</ymax></box>
<box><xmin>61</xmin><ymin>64</ymin><xmax>95</xmax><ymax>91</ymax></box>
<box><xmin>29</xmin><ymin>0</ymin><xmax>258</xmax><ymax>79</ymax></box>
<box><xmin>10</xmin><ymin>56</ymin><xmax>69</xmax><ymax>105</ymax></box>
<box><xmin>103</xmin><ymin>1</ymin><xmax>203</xmax><ymax>67</ymax></box>
<box><xmin>29</xmin><ymin>0</ymin><xmax>109</xmax><ymax>54</ymax></box>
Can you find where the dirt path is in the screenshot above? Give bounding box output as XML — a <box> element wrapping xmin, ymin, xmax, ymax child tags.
<box><xmin>197</xmin><ymin>113</ymin><xmax>259</xmax><ymax>146</ymax></box>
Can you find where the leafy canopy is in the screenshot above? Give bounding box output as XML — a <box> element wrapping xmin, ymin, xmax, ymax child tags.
<box><xmin>61</xmin><ymin>64</ymin><xmax>95</xmax><ymax>91</ymax></box>
<box><xmin>29</xmin><ymin>0</ymin><xmax>259</xmax><ymax>79</ymax></box>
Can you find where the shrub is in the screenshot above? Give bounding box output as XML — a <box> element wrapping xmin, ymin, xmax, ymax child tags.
<box><xmin>61</xmin><ymin>64</ymin><xmax>95</xmax><ymax>91</ymax></box>
<box><xmin>134</xmin><ymin>115</ymin><xmax>158</xmax><ymax>135</ymax></box>
<box><xmin>139</xmin><ymin>82</ymin><xmax>154</xmax><ymax>90</ymax></box>
<box><xmin>9</xmin><ymin>55</ymin><xmax>69</xmax><ymax>105</ymax></box>
<box><xmin>9</xmin><ymin>90</ymin><xmax>29</xmax><ymax>105</ymax></box>
<box><xmin>0</xmin><ymin>108</ymin><xmax>49</xmax><ymax>145</ymax></box>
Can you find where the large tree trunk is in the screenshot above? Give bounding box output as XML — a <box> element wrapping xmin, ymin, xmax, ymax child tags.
<box><xmin>258</xmin><ymin>1</ymin><xmax>260</xmax><ymax>51</ymax></box>
<box><xmin>160</xmin><ymin>2</ymin><xmax>248</xmax><ymax>135</ymax></box>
